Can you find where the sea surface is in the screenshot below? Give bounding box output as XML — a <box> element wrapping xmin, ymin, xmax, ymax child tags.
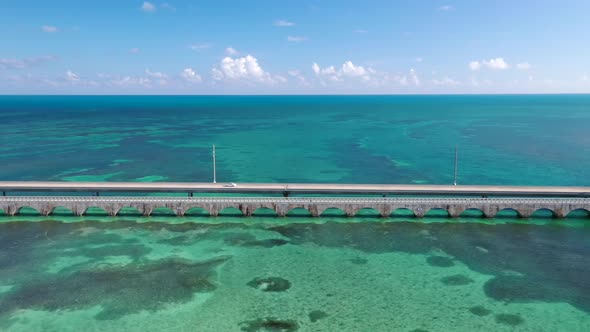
<box><xmin>0</xmin><ymin>95</ymin><xmax>589</xmax><ymax>331</ymax></box>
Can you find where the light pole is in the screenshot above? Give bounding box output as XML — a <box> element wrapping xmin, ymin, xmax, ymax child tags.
<box><xmin>453</xmin><ymin>145</ymin><xmax>458</xmax><ymax>186</ymax></box>
<box><xmin>212</xmin><ymin>144</ymin><xmax>216</xmax><ymax>184</ymax></box>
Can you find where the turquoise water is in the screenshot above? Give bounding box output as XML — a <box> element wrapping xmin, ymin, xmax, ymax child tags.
<box><xmin>1</xmin><ymin>95</ymin><xmax>590</xmax><ymax>331</ymax></box>
<box><xmin>1</xmin><ymin>95</ymin><xmax>589</xmax><ymax>185</ymax></box>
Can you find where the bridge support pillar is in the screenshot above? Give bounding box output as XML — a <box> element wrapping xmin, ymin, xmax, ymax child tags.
<box><xmin>517</xmin><ymin>207</ymin><xmax>534</xmax><ymax>218</ymax></box>
<box><xmin>378</xmin><ymin>205</ymin><xmax>392</xmax><ymax>218</ymax></box>
<box><xmin>482</xmin><ymin>206</ymin><xmax>499</xmax><ymax>218</ymax></box>
<box><xmin>553</xmin><ymin>208</ymin><xmax>566</xmax><ymax>218</ymax></box>
<box><xmin>309</xmin><ymin>205</ymin><xmax>320</xmax><ymax>217</ymax></box>
<box><xmin>104</xmin><ymin>206</ymin><xmax>116</xmax><ymax>217</ymax></box>
<box><xmin>447</xmin><ymin>206</ymin><xmax>463</xmax><ymax>218</ymax></box>
<box><xmin>240</xmin><ymin>205</ymin><xmax>252</xmax><ymax>217</ymax></box>
<box><xmin>275</xmin><ymin>205</ymin><xmax>288</xmax><ymax>217</ymax></box>
<box><xmin>209</xmin><ymin>204</ymin><xmax>219</xmax><ymax>217</ymax></box>
<box><xmin>73</xmin><ymin>207</ymin><xmax>85</xmax><ymax>216</ymax></box>
<box><xmin>345</xmin><ymin>209</ymin><xmax>355</xmax><ymax>217</ymax></box>
<box><xmin>414</xmin><ymin>207</ymin><xmax>426</xmax><ymax>218</ymax></box>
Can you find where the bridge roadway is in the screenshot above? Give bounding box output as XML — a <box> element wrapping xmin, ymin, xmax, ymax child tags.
<box><xmin>1</xmin><ymin>181</ymin><xmax>590</xmax><ymax>197</ymax></box>
<box><xmin>1</xmin><ymin>196</ymin><xmax>589</xmax><ymax>218</ymax></box>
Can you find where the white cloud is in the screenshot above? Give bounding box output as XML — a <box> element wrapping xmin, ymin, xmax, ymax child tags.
<box><xmin>516</xmin><ymin>62</ymin><xmax>531</xmax><ymax>70</ymax></box>
<box><xmin>181</xmin><ymin>68</ymin><xmax>202</xmax><ymax>83</ymax></box>
<box><xmin>432</xmin><ymin>77</ymin><xmax>460</xmax><ymax>86</ymax></box>
<box><xmin>212</xmin><ymin>55</ymin><xmax>273</xmax><ymax>83</ymax></box>
<box><xmin>129</xmin><ymin>47</ymin><xmax>140</xmax><ymax>54</ymax></box>
<box><xmin>469</xmin><ymin>61</ymin><xmax>481</xmax><ymax>71</ymax></box>
<box><xmin>439</xmin><ymin>5</ymin><xmax>454</xmax><ymax>11</ymax></box>
<box><xmin>65</xmin><ymin>70</ymin><xmax>80</xmax><ymax>82</ymax></box>
<box><xmin>354</xmin><ymin>29</ymin><xmax>368</xmax><ymax>34</ymax></box>
<box><xmin>394</xmin><ymin>75</ymin><xmax>408</xmax><ymax>86</ymax></box>
<box><xmin>275</xmin><ymin>75</ymin><xmax>288</xmax><ymax>83</ymax></box>
<box><xmin>0</xmin><ymin>56</ymin><xmax>55</xmax><ymax>70</ymax></box>
<box><xmin>342</xmin><ymin>61</ymin><xmax>369</xmax><ymax>77</ymax></box>
<box><xmin>410</xmin><ymin>68</ymin><xmax>420</xmax><ymax>85</ymax></box>
<box><xmin>312</xmin><ymin>61</ymin><xmax>377</xmax><ymax>82</ymax></box>
<box><xmin>226</xmin><ymin>47</ymin><xmax>238</xmax><ymax>55</ymax></box>
<box><xmin>145</xmin><ymin>69</ymin><xmax>166</xmax><ymax>79</ymax></box>
<box><xmin>389</xmin><ymin>69</ymin><xmax>420</xmax><ymax>86</ymax></box>
<box><xmin>145</xmin><ymin>69</ymin><xmax>168</xmax><ymax>85</ymax></box>
<box><xmin>415</xmin><ymin>57</ymin><xmax>423</xmax><ymax>63</ymax></box>
<box><xmin>288</xmin><ymin>70</ymin><xmax>306</xmax><ymax>84</ymax></box>
<box><xmin>274</xmin><ymin>20</ymin><xmax>295</xmax><ymax>27</ymax></box>
<box><xmin>111</xmin><ymin>76</ymin><xmax>152</xmax><ymax>87</ymax></box>
<box><xmin>42</xmin><ymin>25</ymin><xmax>57</xmax><ymax>33</ymax></box>
<box><xmin>483</xmin><ymin>58</ymin><xmax>509</xmax><ymax>70</ymax></box>
<box><xmin>469</xmin><ymin>58</ymin><xmax>509</xmax><ymax>71</ymax></box>
<box><xmin>141</xmin><ymin>2</ymin><xmax>156</xmax><ymax>12</ymax></box>
<box><xmin>190</xmin><ymin>44</ymin><xmax>210</xmax><ymax>51</ymax></box>
<box><xmin>287</xmin><ymin>36</ymin><xmax>307</xmax><ymax>42</ymax></box>
<box><xmin>312</xmin><ymin>63</ymin><xmax>320</xmax><ymax>75</ymax></box>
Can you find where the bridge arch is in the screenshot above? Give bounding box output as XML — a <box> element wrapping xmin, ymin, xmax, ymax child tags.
<box><xmin>425</xmin><ymin>208</ymin><xmax>450</xmax><ymax>218</ymax></box>
<box><xmin>354</xmin><ymin>207</ymin><xmax>381</xmax><ymax>217</ymax></box>
<box><xmin>252</xmin><ymin>207</ymin><xmax>278</xmax><ymax>217</ymax></box>
<box><xmin>459</xmin><ymin>208</ymin><xmax>485</xmax><ymax>218</ymax></box>
<box><xmin>184</xmin><ymin>206</ymin><xmax>210</xmax><ymax>216</ymax></box>
<box><xmin>319</xmin><ymin>207</ymin><xmax>346</xmax><ymax>217</ymax></box>
<box><xmin>218</xmin><ymin>207</ymin><xmax>244</xmax><ymax>216</ymax></box>
<box><xmin>566</xmin><ymin>208</ymin><xmax>590</xmax><ymax>218</ymax></box>
<box><xmin>496</xmin><ymin>208</ymin><xmax>520</xmax><ymax>218</ymax></box>
<box><xmin>115</xmin><ymin>206</ymin><xmax>143</xmax><ymax>216</ymax></box>
<box><xmin>286</xmin><ymin>207</ymin><xmax>312</xmax><ymax>217</ymax></box>
<box><xmin>392</xmin><ymin>208</ymin><xmax>415</xmax><ymax>218</ymax></box>
<box><xmin>51</xmin><ymin>206</ymin><xmax>75</xmax><ymax>216</ymax></box>
<box><xmin>531</xmin><ymin>208</ymin><xmax>557</xmax><ymax>218</ymax></box>
<box><xmin>82</xmin><ymin>206</ymin><xmax>109</xmax><ymax>216</ymax></box>
<box><xmin>150</xmin><ymin>207</ymin><xmax>176</xmax><ymax>216</ymax></box>
<box><xmin>16</xmin><ymin>206</ymin><xmax>41</xmax><ymax>216</ymax></box>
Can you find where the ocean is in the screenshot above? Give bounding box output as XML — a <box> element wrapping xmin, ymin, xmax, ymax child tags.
<box><xmin>0</xmin><ymin>95</ymin><xmax>589</xmax><ymax>331</ymax></box>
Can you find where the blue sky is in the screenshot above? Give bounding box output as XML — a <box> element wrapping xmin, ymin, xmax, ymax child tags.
<box><xmin>1</xmin><ymin>0</ymin><xmax>589</xmax><ymax>94</ymax></box>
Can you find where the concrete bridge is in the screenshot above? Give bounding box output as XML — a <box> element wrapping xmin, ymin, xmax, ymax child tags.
<box><xmin>1</xmin><ymin>181</ymin><xmax>590</xmax><ymax>197</ymax></box>
<box><xmin>1</xmin><ymin>196</ymin><xmax>589</xmax><ymax>218</ymax></box>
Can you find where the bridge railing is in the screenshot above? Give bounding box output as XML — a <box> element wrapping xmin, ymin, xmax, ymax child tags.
<box><xmin>1</xmin><ymin>196</ymin><xmax>589</xmax><ymax>205</ymax></box>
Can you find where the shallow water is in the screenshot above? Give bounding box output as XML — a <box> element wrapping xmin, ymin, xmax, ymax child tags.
<box><xmin>1</xmin><ymin>216</ymin><xmax>590</xmax><ymax>331</ymax></box>
<box><xmin>1</xmin><ymin>95</ymin><xmax>590</xmax><ymax>331</ymax></box>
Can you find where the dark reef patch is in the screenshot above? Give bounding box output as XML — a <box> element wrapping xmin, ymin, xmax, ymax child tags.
<box><xmin>239</xmin><ymin>317</ymin><xmax>299</xmax><ymax>332</ymax></box>
<box><xmin>495</xmin><ymin>313</ymin><xmax>524</xmax><ymax>326</ymax></box>
<box><xmin>243</xmin><ymin>239</ymin><xmax>289</xmax><ymax>248</ymax></box>
<box><xmin>441</xmin><ymin>274</ymin><xmax>474</xmax><ymax>286</ymax></box>
<box><xmin>308</xmin><ymin>310</ymin><xmax>328</xmax><ymax>323</ymax></box>
<box><xmin>62</xmin><ymin>243</ymin><xmax>152</xmax><ymax>261</ymax></box>
<box><xmin>349</xmin><ymin>257</ymin><xmax>368</xmax><ymax>265</ymax></box>
<box><xmin>247</xmin><ymin>277</ymin><xmax>291</xmax><ymax>292</ymax></box>
<box><xmin>0</xmin><ymin>255</ymin><xmax>231</xmax><ymax>320</ymax></box>
<box><xmin>269</xmin><ymin>221</ymin><xmax>590</xmax><ymax>314</ymax></box>
<box><xmin>426</xmin><ymin>256</ymin><xmax>454</xmax><ymax>267</ymax></box>
<box><xmin>469</xmin><ymin>305</ymin><xmax>491</xmax><ymax>316</ymax></box>
<box><xmin>224</xmin><ymin>233</ymin><xmax>289</xmax><ymax>248</ymax></box>
<box><xmin>223</xmin><ymin>232</ymin><xmax>258</xmax><ymax>245</ymax></box>
<box><xmin>157</xmin><ymin>235</ymin><xmax>192</xmax><ymax>246</ymax></box>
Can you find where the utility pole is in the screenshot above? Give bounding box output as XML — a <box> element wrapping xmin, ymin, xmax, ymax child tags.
<box><xmin>453</xmin><ymin>145</ymin><xmax>458</xmax><ymax>186</ymax></box>
<box><xmin>212</xmin><ymin>144</ymin><xmax>216</xmax><ymax>184</ymax></box>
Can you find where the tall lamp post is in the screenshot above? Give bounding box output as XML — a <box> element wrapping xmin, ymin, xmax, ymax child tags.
<box><xmin>212</xmin><ymin>144</ymin><xmax>216</xmax><ymax>184</ymax></box>
<box><xmin>453</xmin><ymin>145</ymin><xmax>458</xmax><ymax>186</ymax></box>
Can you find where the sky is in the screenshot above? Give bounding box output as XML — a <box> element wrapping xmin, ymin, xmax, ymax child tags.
<box><xmin>1</xmin><ymin>0</ymin><xmax>590</xmax><ymax>94</ymax></box>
